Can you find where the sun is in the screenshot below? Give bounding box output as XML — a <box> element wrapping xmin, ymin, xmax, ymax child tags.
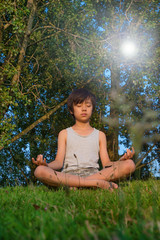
<box><xmin>121</xmin><ymin>41</ymin><xmax>137</xmax><ymax>58</ymax></box>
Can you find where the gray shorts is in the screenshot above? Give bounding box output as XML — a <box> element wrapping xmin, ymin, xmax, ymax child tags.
<box><xmin>63</xmin><ymin>168</ymin><xmax>99</xmax><ymax>177</ymax></box>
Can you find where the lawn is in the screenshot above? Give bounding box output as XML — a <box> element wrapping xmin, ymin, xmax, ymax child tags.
<box><xmin>0</xmin><ymin>179</ymin><xmax>160</xmax><ymax>240</ymax></box>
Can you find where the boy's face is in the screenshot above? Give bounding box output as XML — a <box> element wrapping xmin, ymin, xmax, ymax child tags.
<box><xmin>72</xmin><ymin>98</ymin><xmax>93</xmax><ymax>123</ymax></box>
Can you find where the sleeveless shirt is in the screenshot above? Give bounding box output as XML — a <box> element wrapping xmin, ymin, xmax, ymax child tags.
<box><xmin>62</xmin><ymin>127</ymin><xmax>99</xmax><ymax>172</ymax></box>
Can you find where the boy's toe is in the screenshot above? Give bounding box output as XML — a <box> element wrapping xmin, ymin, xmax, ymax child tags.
<box><xmin>109</xmin><ymin>182</ymin><xmax>118</xmax><ymax>189</ymax></box>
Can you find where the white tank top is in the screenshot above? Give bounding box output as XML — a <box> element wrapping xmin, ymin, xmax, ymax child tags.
<box><xmin>62</xmin><ymin>127</ymin><xmax>99</xmax><ymax>172</ymax></box>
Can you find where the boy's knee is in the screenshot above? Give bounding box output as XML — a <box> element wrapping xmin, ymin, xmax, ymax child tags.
<box><xmin>34</xmin><ymin>165</ymin><xmax>46</xmax><ymax>179</ymax></box>
<box><xmin>126</xmin><ymin>160</ymin><xmax>136</xmax><ymax>174</ymax></box>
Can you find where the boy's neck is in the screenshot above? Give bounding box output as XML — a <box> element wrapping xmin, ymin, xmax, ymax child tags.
<box><xmin>72</xmin><ymin>122</ymin><xmax>94</xmax><ymax>136</ymax></box>
<box><xmin>73</xmin><ymin>121</ymin><xmax>92</xmax><ymax>130</ymax></box>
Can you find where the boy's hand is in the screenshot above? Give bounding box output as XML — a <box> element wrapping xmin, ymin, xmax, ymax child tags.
<box><xmin>120</xmin><ymin>147</ymin><xmax>135</xmax><ymax>161</ymax></box>
<box><xmin>32</xmin><ymin>154</ymin><xmax>48</xmax><ymax>166</ymax></box>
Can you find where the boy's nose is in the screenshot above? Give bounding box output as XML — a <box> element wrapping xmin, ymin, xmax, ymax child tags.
<box><xmin>82</xmin><ymin>104</ymin><xmax>87</xmax><ymax>110</ymax></box>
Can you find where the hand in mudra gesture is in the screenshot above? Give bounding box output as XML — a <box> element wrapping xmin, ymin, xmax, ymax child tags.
<box><xmin>120</xmin><ymin>147</ymin><xmax>135</xmax><ymax>161</ymax></box>
<box><xmin>32</xmin><ymin>154</ymin><xmax>48</xmax><ymax>166</ymax></box>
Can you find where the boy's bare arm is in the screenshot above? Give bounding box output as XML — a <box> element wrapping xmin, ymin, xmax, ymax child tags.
<box><xmin>99</xmin><ymin>131</ymin><xmax>135</xmax><ymax>167</ymax></box>
<box><xmin>48</xmin><ymin>129</ymin><xmax>67</xmax><ymax>169</ymax></box>
<box><xmin>32</xmin><ymin>129</ymin><xmax>67</xmax><ymax>170</ymax></box>
<box><xmin>99</xmin><ymin>131</ymin><xmax>112</xmax><ymax>167</ymax></box>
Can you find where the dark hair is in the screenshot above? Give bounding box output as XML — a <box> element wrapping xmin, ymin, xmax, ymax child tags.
<box><xmin>67</xmin><ymin>88</ymin><xmax>96</xmax><ymax>114</ymax></box>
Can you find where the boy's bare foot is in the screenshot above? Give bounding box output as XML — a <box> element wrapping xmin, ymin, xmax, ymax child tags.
<box><xmin>69</xmin><ymin>187</ymin><xmax>77</xmax><ymax>190</ymax></box>
<box><xmin>69</xmin><ymin>182</ymin><xmax>117</xmax><ymax>191</ymax></box>
<box><xmin>96</xmin><ymin>180</ymin><xmax>118</xmax><ymax>190</ymax></box>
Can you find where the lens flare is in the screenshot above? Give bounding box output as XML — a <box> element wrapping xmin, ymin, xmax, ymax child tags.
<box><xmin>121</xmin><ymin>41</ymin><xmax>137</xmax><ymax>57</ymax></box>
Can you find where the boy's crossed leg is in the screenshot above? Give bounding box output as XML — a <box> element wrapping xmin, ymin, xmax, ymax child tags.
<box><xmin>86</xmin><ymin>159</ymin><xmax>136</xmax><ymax>182</ymax></box>
<box><xmin>34</xmin><ymin>165</ymin><xmax>118</xmax><ymax>190</ymax></box>
<box><xmin>34</xmin><ymin>159</ymin><xmax>135</xmax><ymax>190</ymax></box>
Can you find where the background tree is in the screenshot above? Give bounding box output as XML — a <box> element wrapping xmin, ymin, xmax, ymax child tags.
<box><xmin>92</xmin><ymin>0</ymin><xmax>159</xmax><ymax>175</ymax></box>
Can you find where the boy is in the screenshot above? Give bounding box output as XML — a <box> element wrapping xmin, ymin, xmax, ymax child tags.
<box><xmin>32</xmin><ymin>89</ymin><xmax>135</xmax><ymax>190</ymax></box>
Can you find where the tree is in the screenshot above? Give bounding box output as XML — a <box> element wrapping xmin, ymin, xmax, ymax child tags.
<box><xmin>92</xmin><ymin>0</ymin><xmax>159</xmax><ymax>175</ymax></box>
<box><xmin>0</xmin><ymin>0</ymin><xmax>108</xmax><ymax>185</ymax></box>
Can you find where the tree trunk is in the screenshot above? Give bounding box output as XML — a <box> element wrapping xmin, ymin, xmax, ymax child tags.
<box><xmin>12</xmin><ymin>0</ymin><xmax>37</xmax><ymax>85</ymax></box>
<box><xmin>1</xmin><ymin>0</ymin><xmax>38</xmax><ymax>121</ymax></box>
<box><xmin>108</xmin><ymin>62</ymin><xmax>120</xmax><ymax>161</ymax></box>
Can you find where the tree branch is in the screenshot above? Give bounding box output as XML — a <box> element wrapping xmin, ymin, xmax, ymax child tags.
<box><xmin>136</xmin><ymin>144</ymin><xmax>156</xmax><ymax>167</ymax></box>
<box><xmin>136</xmin><ymin>158</ymin><xmax>157</xmax><ymax>171</ymax></box>
<box><xmin>0</xmin><ymin>77</ymin><xmax>94</xmax><ymax>151</ymax></box>
<box><xmin>0</xmin><ymin>98</ymin><xmax>68</xmax><ymax>151</ymax></box>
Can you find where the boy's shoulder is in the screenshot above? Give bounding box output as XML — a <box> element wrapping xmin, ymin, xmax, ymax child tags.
<box><xmin>99</xmin><ymin>130</ymin><xmax>106</xmax><ymax>139</ymax></box>
<box><xmin>99</xmin><ymin>130</ymin><xmax>105</xmax><ymax>135</ymax></box>
<box><xmin>58</xmin><ymin>129</ymin><xmax>67</xmax><ymax>137</ymax></box>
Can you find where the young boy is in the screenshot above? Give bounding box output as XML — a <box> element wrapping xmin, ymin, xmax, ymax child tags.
<box><xmin>32</xmin><ymin>88</ymin><xmax>135</xmax><ymax>190</ymax></box>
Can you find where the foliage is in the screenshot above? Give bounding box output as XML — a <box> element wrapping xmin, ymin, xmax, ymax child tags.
<box><xmin>0</xmin><ymin>179</ymin><xmax>160</xmax><ymax>240</ymax></box>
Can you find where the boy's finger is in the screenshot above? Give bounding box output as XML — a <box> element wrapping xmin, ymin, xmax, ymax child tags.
<box><xmin>37</xmin><ymin>159</ymin><xmax>40</xmax><ymax>164</ymax></box>
<box><xmin>132</xmin><ymin>147</ymin><xmax>135</xmax><ymax>155</ymax></box>
<box><xmin>43</xmin><ymin>158</ymin><xmax>48</xmax><ymax>166</ymax></box>
<box><xmin>128</xmin><ymin>149</ymin><xmax>131</xmax><ymax>156</ymax></box>
<box><xmin>37</xmin><ymin>154</ymin><xmax>43</xmax><ymax>161</ymax></box>
<box><xmin>32</xmin><ymin>158</ymin><xmax>37</xmax><ymax>164</ymax></box>
<box><xmin>129</xmin><ymin>149</ymin><xmax>133</xmax><ymax>157</ymax></box>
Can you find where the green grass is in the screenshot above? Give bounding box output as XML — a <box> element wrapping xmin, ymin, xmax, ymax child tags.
<box><xmin>0</xmin><ymin>179</ymin><xmax>160</xmax><ymax>240</ymax></box>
